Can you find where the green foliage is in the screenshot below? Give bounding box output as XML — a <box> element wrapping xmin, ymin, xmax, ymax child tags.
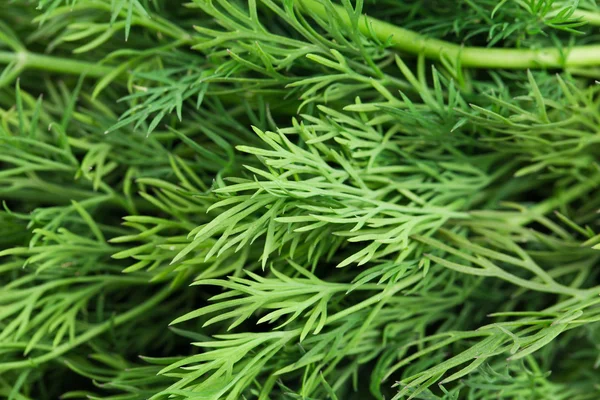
<box><xmin>1</xmin><ymin>0</ymin><xmax>600</xmax><ymax>399</ymax></box>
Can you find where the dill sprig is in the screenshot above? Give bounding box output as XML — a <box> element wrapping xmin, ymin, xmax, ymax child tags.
<box><xmin>1</xmin><ymin>0</ymin><xmax>599</xmax><ymax>399</ymax></box>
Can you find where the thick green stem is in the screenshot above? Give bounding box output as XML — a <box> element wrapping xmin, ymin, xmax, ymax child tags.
<box><xmin>0</xmin><ymin>51</ymin><xmax>114</xmax><ymax>78</ymax></box>
<box><xmin>297</xmin><ymin>0</ymin><xmax>600</xmax><ymax>69</ymax></box>
<box><xmin>573</xmin><ymin>9</ymin><xmax>600</xmax><ymax>26</ymax></box>
<box><xmin>3</xmin><ymin>4</ymin><xmax>600</xmax><ymax>77</ymax></box>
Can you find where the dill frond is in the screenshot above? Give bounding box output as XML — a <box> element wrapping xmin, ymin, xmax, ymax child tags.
<box><xmin>1</xmin><ymin>1</ymin><xmax>599</xmax><ymax>399</ymax></box>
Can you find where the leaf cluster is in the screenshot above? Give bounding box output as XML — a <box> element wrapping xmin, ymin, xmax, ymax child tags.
<box><xmin>1</xmin><ymin>1</ymin><xmax>600</xmax><ymax>399</ymax></box>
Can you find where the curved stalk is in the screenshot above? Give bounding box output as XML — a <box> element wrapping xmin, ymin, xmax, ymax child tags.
<box><xmin>572</xmin><ymin>9</ymin><xmax>600</xmax><ymax>26</ymax></box>
<box><xmin>0</xmin><ymin>51</ymin><xmax>114</xmax><ymax>78</ymax></box>
<box><xmin>3</xmin><ymin>4</ymin><xmax>600</xmax><ymax>76</ymax></box>
<box><xmin>297</xmin><ymin>0</ymin><xmax>600</xmax><ymax>69</ymax></box>
<box><xmin>2</xmin><ymin>4</ymin><xmax>600</xmax><ymax>81</ymax></box>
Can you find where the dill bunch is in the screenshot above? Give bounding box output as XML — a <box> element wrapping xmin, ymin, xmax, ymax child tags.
<box><xmin>1</xmin><ymin>1</ymin><xmax>599</xmax><ymax>399</ymax></box>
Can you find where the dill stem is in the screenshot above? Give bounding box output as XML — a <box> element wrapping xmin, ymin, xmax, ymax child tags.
<box><xmin>524</xmin><ymin>172</ymin><xmax>600</xmax><ymax>223</ymax></box>
<box><xmin>0</xmin><ymin>285</ymin><xmax>172</xmax><ymax>372</ymax></box>
<box><xmin>326</xmin><ymin>274</ymin><xmax>422</xmax><ymax>324</ymax></box>
<box><xmin>297</xmin><ymin>0</ymin><xmax>600</xmax><ymax>69</ymax></box>
<box><xmin>573</xmin><ymin>9</ymin><xmax>600</xmax><ymax>26</ymax></box>
<box><xmin>0</xmin><ymin>51</ymin><xmax>114</xmax><ymax>78</ymax></box>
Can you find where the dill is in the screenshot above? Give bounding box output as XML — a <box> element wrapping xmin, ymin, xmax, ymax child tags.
<box><xmin>1</xmin><ymin>1</ymin><xmax>599</xmax><ymax>399</ymax></box>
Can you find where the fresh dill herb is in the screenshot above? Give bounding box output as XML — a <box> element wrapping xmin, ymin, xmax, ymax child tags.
<box><xmin>1</xmin><ymin>0</ymin><xmax>599</xmax><ymax>399</ymax></box>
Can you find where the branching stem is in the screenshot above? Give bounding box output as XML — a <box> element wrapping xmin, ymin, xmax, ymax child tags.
<box><xmin>297</xmin><ymin>0</ymin><xmax>600</xmax><ymax>69</ymax></box>
<box><xmin>3</xmin><ymin>3</ymin><xmax>600</xmax><ymax>79</ymax></box>
<box><xmin>0</xmin><ymin>51</ymin><xmax>114</xmax><ymax>78</ymax></box>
